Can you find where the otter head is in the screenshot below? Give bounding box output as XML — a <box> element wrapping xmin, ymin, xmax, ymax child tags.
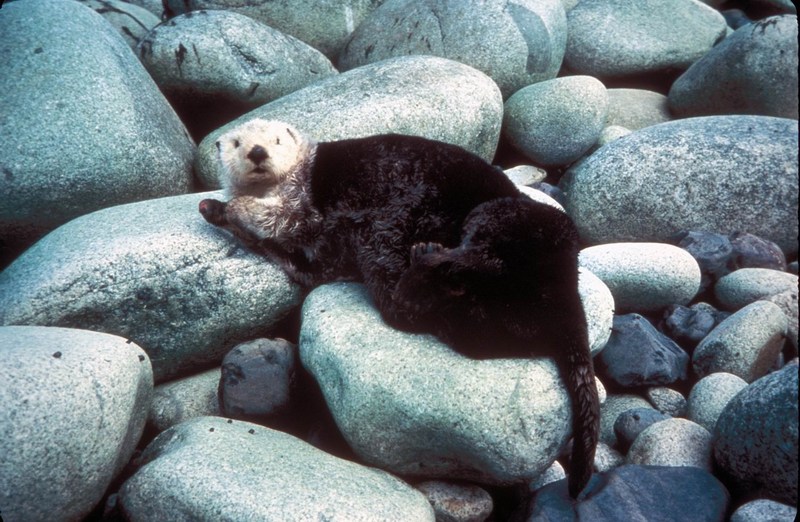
<box><xmin>216</xmin><ymin>119</ymin><xmax>309</xmax><ymax>198</ymax></box>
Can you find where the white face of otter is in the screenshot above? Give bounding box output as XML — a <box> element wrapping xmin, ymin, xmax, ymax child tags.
<box><xmin>216</xmin><ymin>119</ymin><xmax>308</xmax><ymax>198</ymax></box>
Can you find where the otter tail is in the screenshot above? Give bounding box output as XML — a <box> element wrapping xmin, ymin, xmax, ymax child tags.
<box><xmin>562</xmin><ymin>324</ymin><xmax>600</xmax><ymax>499</ymax></box>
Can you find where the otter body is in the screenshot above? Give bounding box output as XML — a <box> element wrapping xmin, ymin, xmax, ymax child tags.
<box><xmin>200</xmin><ymin>123</ymin><xmax>598</xmax><ymax>497</ymax></box>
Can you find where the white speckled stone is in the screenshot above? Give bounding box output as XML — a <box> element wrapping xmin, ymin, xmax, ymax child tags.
<box><xmin>646</xmin><ymin>387</ymin><xmax>687</xmax><ymax>417</ymax></box>
<box><xmin>730</xmin><ymin>499</ymin><xmax>797</xmax><ymax>522</ymax></box>
<box><xmin>578</xmin><ymin>268</ymin><xmax>615</xmax><ymax>356</ymax></box>
<box><xmin>119</xmin><ymin>416</ymin><xmax>434</xmax><ymax>520</ymax></box>
<box><xmin>606</xmin><ymin>88</ymin><xmax>672</xmax><ymax>130</ymax></box>
<box><xmin>599</xmin><ymin>394</ymin><xmax>653</xmax><ymax>447</ymax></box>
<box><xmin>693</xmin><ymin>301</ymin><xmax>788</xmax><ymax>382</ymax></box>
<box><xmin>148</xmin><ymin>368</ymin><xmax>221</xmax><ymax>433</ymax></box>
<box><xmin>714</xmin><ymin>268</ymin><xmax>798</xmax><ymax>310</ymax></box>
<box><xmin>0</xmin><ymin>326</ymin><xmax>153</xmax><ymax>522</ymax></box>
<box><xmin>416</xmin><ymin>481</ymin><xmax>493</xmax><ymax>522</ymax></box>
<box><xmin>504</xmin><ymin>75</ymin><xmax>608</xmax><ymax>166</ymax></box>
<box><xmin>687</xmin><ymin>372</ymin><xmax>748</xmax><ymax>432</ymax></box>
<box><xmin>627</xmin><ymin>418</ymin><xmax>713</xmax><ymax>471</ymax></box>
<box><xmin>579</xmin><ymin>242</ymin><xmax>701</xmax><ymax>312</ymax></box>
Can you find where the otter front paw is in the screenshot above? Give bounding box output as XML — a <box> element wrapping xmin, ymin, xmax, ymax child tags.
<box><xmin>410</xmin><ymin>242</ymin><xmax>445</xmax><ymax>263</ymax></box>
<box><xmin>199</xmin><ymin>199</ymin><xmax>228</xmax><ymax>226</ymax></box>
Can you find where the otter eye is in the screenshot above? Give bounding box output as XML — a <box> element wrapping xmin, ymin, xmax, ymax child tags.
<box><xmin>215</xmin><ymin>141</ymin><xmax>221</xmax><ymax>151</ymax></box>
<box><xmin>233</xmin><ymin>139</ymin><xmax>240</xmax><ymax>148</ymax></box>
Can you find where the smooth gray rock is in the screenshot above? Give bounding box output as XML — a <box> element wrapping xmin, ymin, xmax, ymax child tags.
<box><xmin>162</xmin><ymin>0</ymin><xmax>384</xmax><ymax>58</ymax></box>
<box><xmin>504</xmin><ymin>75</ymin><xmax>608</xmax><ymax>166</ymax></box>
<box><xmin>578</xmin><ymin>268</ymin><xmax>614</xmax><ymax>356</ymax></box>
<box><xmin>0</xmin><ymin>326</ymin><xmax>153</xmax><ymax>522</ymax></box>
<box><xmin>0</xmin><ymin>0</ymin><xmax>194</xmax><ymax>252</ymax></box>
<box><xmin>730</xmin><ymin>499</ymin><xmax>798</xmax><ymax>522</ymax></box>
<box><xmin>646</xmin><ymin>387</ymin><xmax>687</xmax><ymax>417</ymax></box>
<box><xmin>138</xmin><ymin>10</ymin><xmax>337</xmax><ymax>139</ymax></box>
<box><xmin>560</xmin><ymin>116</ymin><xmax>799</xmax><ymax>255</ymax></box>
<box><xmin>606</xmin><ymin>89</ymin><xmax>671</xmax><ymax>130</ymax></box>
<box><xmin>613</xmin><ymin>408</ymin><xmax>671</xmax><ymax>452</ymax></box>
<box><xmin>764</xmin><ymin>289</ymin><xmax>798</xmax><ymax>349</ymax></box>
<box><xmin>714</xmin><ymin>363</ymin><xmax>799</xmax><ymax>504</ymax></box>
<box><xmin>119</xmin><ymin>416</ymin><xmax>435</xmax><ymax>520</ymax></box>
<box><xmin>693</xmin><ymin>301</ymin><xmax>788</xmax><ymax>382</ymax></box>
<box><xmin>339</xmin><ymin>0</ymin><xmax>567</xmax><ymax>98</ymax></box>
<box><xmin>597</xmin><ymin>314</ymin><xmax>689</xmax><ymax>388</ymax></box>
<box><xmin>687</xmin><ymin>372</ymin><xmax>748</xmax><ymax>433</ymax></box>
<box><xmin>715</xmin><ymin>268</ymin><xmax>798</xmax><ymax>310</ymax></box>
<box><xmin>662</xmin><ymin>302</ymin><xmax>730</xmax><ymax>348</ymax></box>
<box><xmin>592</xmin><ymin>442</ymin><xmax>625</xmax><ymax>473</ymax></box>
<box><xmin>416</xmin><ymin>481</ymin><xmax>493</xmax><ymax>522</ymax></box>
<box><xmin>728</xmin><ymin>231</ymin><xmax>787</xmax><ymax>272</ymax></box>
<box><xmin>565</xmin><ymin>0</ymin><xmax>726</xmax><ymax>79</ymax></box>
<box><xmin>579</xmin><ymin>243</ymin><xmax>701</xmax><ymax>312</ymax></box>
<box><xmin>300</xmin><ymin>283</ymin><xmax>574</xmax><ymax>485</ymax></box>
<box><xmin>196</xmin><ymin>56</ymin><xmax>504</xmax><ymax>188</ymax></box>
<box><xmin>669</xmin><ymin>16</ymin><xmax>799</xmax><ymax>119</ymax></box>
<box><xmin>148</xmin><ymin>368</ymin><xmax>221</xmax><ymax>433</ymax></box>
<box><xmin>598</xmin><ymin>394</ymin><xmax>653</xmax><ymax>448</ymax></box>
<box><xmin>0</xmin><ymin>191</ymin><xmax>302</xmax><ymax>383</ymax></box>
<box><xmin>525</xmin><ymin>465</ymin><xmax>729</xmax><ymax>521</ymax></box>
<box><xmin>678</xmin><ymin>230</ymin><xmax>735</xmax><ymax>291</ymax></box>
<box><xmin>626</xmin><ymin>418</ymin><xmax>713</xmax><ymax>472</ymax></box>
<box><xmin>219</xmin><ymin>338</ymin><xmax>296</xmax><ymax>418</ymax></box>
<box><xmin>76</xmin><ymin>0</ymin><xmax>161</xmax><ymax>49</ymax></box>
<box><xmin>529</xmin><ymin>461</ymin><xmax>566</xmax><ymax>491</ymax></box>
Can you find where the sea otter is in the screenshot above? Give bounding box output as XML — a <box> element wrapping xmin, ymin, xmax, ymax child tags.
<box><xmin>199</xmin><ymin>120</ymin><xmax>599</xmax><ymax>498</ymax></box>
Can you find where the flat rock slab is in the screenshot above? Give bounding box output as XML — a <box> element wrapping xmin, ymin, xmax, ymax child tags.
<box><xmin>0</xmin><ymin>191</ymin><xmax>302</xmax><ymax>383</ymax></box>
<box><xmin>0</xmin><ymin>0</ymin><xmax>194</xmax><ymax>249</ymax></box>
<box><xmin>196</xmin><ymin>55</ymin><xmax>504</xmax><ymax>188</ymax></box>
<box><xmin>299</xmin><ymin>282</ymin><xmax>582</xmax><ymax>485</ymax></box>
<box><xmin>119</xmin><ymin>416</ymin><xmax>434</xmax><ymax>520</ymax></box>
<box><xmin>0</xmin><ymin>326</ymin><xmax>153</xmax><ymax>522</ymax></box>
<box><xmin>561</xmin><ymin>115</ymin><xmax>799</xmax><ymax>255</ymax></box>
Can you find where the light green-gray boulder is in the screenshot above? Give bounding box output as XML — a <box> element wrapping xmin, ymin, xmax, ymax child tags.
<box><xmin>560</xmin><ymin>116</ymin><xmax>799</xmax><ymax>255</ymax></box>
<box><xmin>339</xmin><ymin>0</ymin><xmax>567</xmax><ymax>98</ymax></box>
<box><xmin>0</xmin><ymin>0</ymin><xmax>194</xmax><ymax>253</ymax></box>
<box><xmin>0</xmin><ymin>191</ymin><xmax>302</xmax><ymax>383</ymax></box>
<box><xmin>76</xmin><ymin>0</ymin><xmax>161</xmax><ymax>49</ymax></box>
<box><xmin>119</xmin><ymin>416</ymin><xmax>435</xmax><ymax>520</ymax></box>
<box><xmin>196</xmin><ymin>56</ymin><xmax>504</xmax><ymax>188</ymax></box>
<box><xmin>714</xmin><ymin>268</ymin><xmax>798</xmax><ymax>310</ymax></box>
<box><xmin>0</xmin><ymin>326</ymin><xmax>153</xmax><ymax>522</ymax></box>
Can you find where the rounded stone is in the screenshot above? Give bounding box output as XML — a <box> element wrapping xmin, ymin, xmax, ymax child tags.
<box><xmin>560</xmin><ymin>116</ymin><xmax>799</xmax><ymax>255</ymax></box>
<box><xmin>578</xmin><ymin>268</ymin><xmax>615</xmax><ymax>356</ymax></box>
<box><xmin>669</xmin><ymin>15</ymin><xmax>799</xmax><ymax>119</ymax></box>
<box><xmin>416</xmin><ymin>481</ymin><xmax>493</xmax><ymax>522</ymax></box>
<box><xmin>118</xmin><ymin>416</ymin><xmax>435</xmax><ymax>520</ymax></box>
<box><xmin>76</xmin><ymin>0</ymin><xmax>161</xmax><ymax>49</ymax></box>
<box><xmin>0</xmin><ymin>191</ymin><xmax>302</xmax><ymax>383</ymax></box>
<box><xmin>714</xmin><ymin>363</ymin><xmax>798</xmax><ymax>504</ymax></box>
<box><xmin>148</xmin><ymin>368</ymin><xmax>222</xmax><ymax>433</ymax></box>
<box><xmin>196</xmin><ymin>56</ymin><xmax>503</xmax><ymax>188</ymax></box>
<box><xmin>646</xmin><ymin>387</ymin><xmax>687</xmax><ymax>417</ymax></box>
<box><xmin>613</xmin><ymin>407</ymin><xmax>671</xmax><ymax>452</ymax></box>
<box><xmin>714</xmin><ymin>268</ymin><xmax>798</xmax><ymax>310</ymax></box>
<box><xmin>339</xmin><ymin>0</ymin><xmax>567</xmax><ymax>98</ymax></box>
<box><xmin>764</xmin><ymin>289</ymin><xmax>798</xmax><ymax>349</ymax></box>
<box><xmin>626</xmin><ymin>418</ymin><xmax>713</xmax><ymax>471</ymax></box>
<box><xmin>579</xmin><ymin>242</ymin><xmax>701</xmax><ymax>312</ymax></box>
<box><xmin>299</xmin><ymin>282</ymin><xmax>573</xmax><ymax>485</ymax></box>
<box><xmin>162</xmin><ymin>0</ymin><xmax>382</xmax><ymax>58</ymax></box>
<box><xmin>686</xmin><ymin>372</ymin><xmax>748</xmax><ymax>433</ymax></box>
<box><xmin>565</xmin><ymin>0</ymin><xmax>726</xmax><ymax>79</ymax></box>
<box><xmin>606</xmin><ymin>89</ymin><xmax>672</xmax><ymax>130</ymax></box>
<box><xmin>730</xmin><ymin>499</ymin><xmax>798</xmax><ymax>522</ymax></box>
<box><xmin>137</xmin><ymin>10</ymin><xmax>337</xmax><ymax>140</ymax></box>
<box><xmin>529</xmin><ymin>461</ymin><xmax>566</xmax><ymax>491</ymax></box>
<box><xmin>504</xmin><ymin>75</ymin><xmax>608</xmax><ymax>166</ymax></box>
<box><xmin>599</xmin><ymin>394</ymin><xmax>653</xmax><ymax>448</ymax></box>
<box><xmin>0</xmin><ymin>0</ymin><xmax>194</xmax><ymax>252</ymax></box>
<box><xmin>0</xmin><ymin>326</ymin><xmax>153</xmax><ymax>522</ymax></box>
<box><xmin>693</xmin><ymin>301</ymin><xmax>788</xmax><ymax>382</ymax></box>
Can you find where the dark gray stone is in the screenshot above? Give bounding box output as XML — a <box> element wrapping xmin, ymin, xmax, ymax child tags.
<box><xmin>669</xmin><ymin>15</ymin><xmax>799</xmax><ymax>119</ymax></box>
<box><xmin>728</xmin><ymin>232</ymin><xmax>787</xmax><ymax>272</ymax></box>
<box><xmin>613</xmin><ymin>407</ymin><xmax>671</xmax><ymax>452</ymax></box>
<box><xmin>524</xmin><ymin>465</ymin><xmax>729</xmax><ymax>521</ymax></box>
<box><xmin>677</xmin><ymin>230</ymin><xmax>734</xmax><ymax>292</ymax></box>
<box><xmin>0</xmin><ymin>0</ymin><xmax>194</xmax><ymax>254</ymax></box>
<box><xmin>597</xmin><ymin>314</ymin><xmax>689</xmax><ymax>388</ymax></box>
<box><xmin>220</xmin><ymin>338</ymin><xmax>297</xmax><ymax>418</ymax></box>
<box><xmin>714</xmin><ymin>363</ymin><xmax>799</xmax><ymax>504</ymax></box>
<box><xmin>561</xmin><ymin>116</ymin><xmax>799</xmax><ymax>255</ymax></box>
<box><xmin>661</xmin><ymin>302</ymin><xmax>730</xmax><ymax>349</ymax></box>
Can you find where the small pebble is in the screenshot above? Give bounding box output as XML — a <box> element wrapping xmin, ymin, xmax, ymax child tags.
<box><xmin>660</xmin><ymin>302</ymin><xmax>729</xmax><ymax>350</ymax></box>
<box><xmin>730</xmin><ymin>498</ymin><xmax>797</xmax><ymax>522</ymax></box>
<box><xmin>686</xmin><ymin>372</ymin><xmax>748</xmax><ymax>432</ymax></box>
<box><xmin>416</xmin><ymin>480</ymin><xmax>493</xmax><ymax>522</ymax></box>
<box><xmin>646</xmin><ymin>386</ymin><xmax>687</xmax><ymax>417</ymax></box>
<box><xmin>715</xmin><ymin>268</ymin><xmax>798</xmax><ymax>310</ymax></box>
<box><xmin>626</xmin><ymin>418</ymin><xmax>713</xmax><ymax>472</ymax></box>
<box><xmin>613</xmin><ymin>407</ymin><xmax>671</xmax><ymax>452</ymax></box>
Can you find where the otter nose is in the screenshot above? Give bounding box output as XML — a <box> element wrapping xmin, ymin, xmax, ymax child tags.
<box><xmin>247</xmin><ymin>145</ymin><xmax>268</xmax><ymax>164</ymax></box>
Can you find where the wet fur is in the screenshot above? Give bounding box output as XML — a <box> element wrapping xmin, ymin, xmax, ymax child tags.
<box><xmin>200</xmin><ymin>125</ymin><xmax>599</xmax><ymax>497</ymax></box>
